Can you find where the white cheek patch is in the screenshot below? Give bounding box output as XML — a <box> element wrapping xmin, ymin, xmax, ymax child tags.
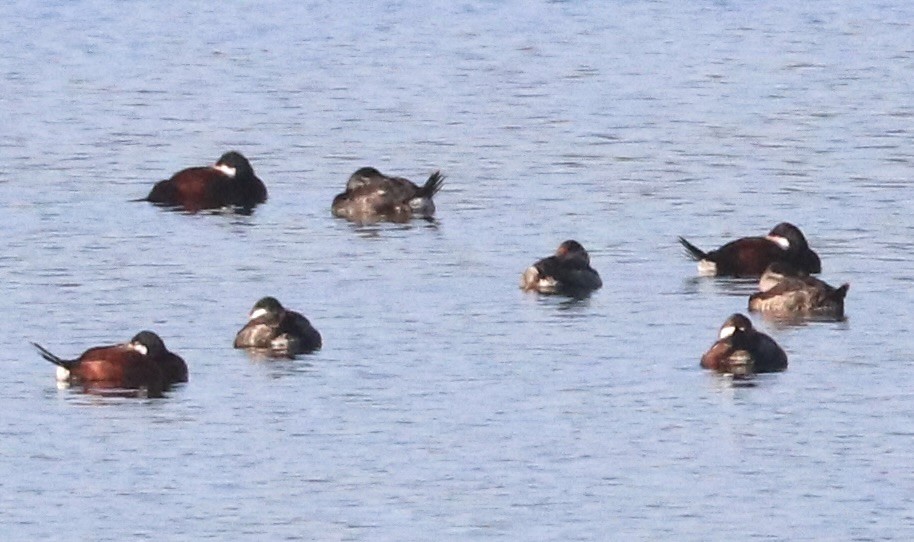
<box><xmin>130</xmin><ymin>343</ymin><xmax>149</xmax><ymax>355</ymax></box>
<box><xmin>249</xmin><ymin>308</ymin><xmax>269</xmax><ymax>320</ymax></box>
<box><xmin>766</xmin><ymin>235</ymin><xmax>790</xmax><ymax>250</ymax></box>
<box><xmin>719</xmin><ymin>326</ymin><xmax>736</xmax><ymax>339</ymax></box>
<box><xmin>758</xmin><ymin>273</ymin><xmax>783</xmax><ymax>292</ymax></box>
<box><xmin>212</xmin><ymin>164</ymin><xmax>237</xmax><ymax>177</ymax></box>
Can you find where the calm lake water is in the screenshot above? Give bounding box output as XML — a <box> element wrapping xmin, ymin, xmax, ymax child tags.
<box><xmin>2</xmin><ymin>1</ymin><xmax>913</xmax><ymax>540</ymax></box>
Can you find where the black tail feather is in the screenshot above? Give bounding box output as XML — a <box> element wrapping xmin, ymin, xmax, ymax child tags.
<box><xmin>833</xmin><ymin>283</ymin><xmax>850</xmax><ymax>301</ymax></box>
<box><xmin>32</xmin><ymin>342</ymin><xmax>76</xmax><ymax>369</ymax></box>
<box><xmin>678</xmin><ymin>236</ymin><xmax>708</xmax><ymax>261</ymax></box>
<box><xmin>417</xmin><ymin>171</ymin><xmax>445</xmax><ymax>198</ymax></box>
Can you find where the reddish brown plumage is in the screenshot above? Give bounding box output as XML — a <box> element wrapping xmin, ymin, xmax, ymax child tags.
<box><xmin>679</xmin><ymin>222</ymin><xmax>822</xmax><ymax>277</ymax></box>
<box><xmin>37</xmin><ymin>343</ymin><xmax>166</xmax><ymax>398</ymax></box>
<box><xmin>705</xmin><ymin>237</ymin><xmax>792</xmax><ymax>276</ymax></box>
<box><xmin>144</xmin><ymin>151</ymin><xmax>267</xmax><ymax>212</ymax></box>
<box><xmin>33</xmin><ymin>330</ymin><xmax>188</xmax><ymax>398</ymax></box>
<box><xmin>700</xmin><ymin>340</ymin><xmax>737</xmax><ymax>372</ymax></box>
<box><xmin>156</xmin><ymin>168</ymin><xmax>235</xmax><ymax>211</ymax></box>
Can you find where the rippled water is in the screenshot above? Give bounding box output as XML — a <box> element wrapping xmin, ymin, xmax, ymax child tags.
<box><xmin>2</xmin><ymin>1</ymin><xmax>913</xmax><ymax>540</ymax></box>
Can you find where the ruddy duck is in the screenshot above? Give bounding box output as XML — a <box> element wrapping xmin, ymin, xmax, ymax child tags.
<box><xmin>749</xmin><ymin>262</ymin><xmax>849</xmax><ymax>318</ymax></box>
<box><xmin>234</xmin><ymin>297</ymin><xmax>322</xmax><ymax>356</ymax></box>
<box><xmin>520</xmin><ymin>240</ymin><xmax>603</xmax><ymax>296</ymax></box>
<box><xmin>679</xmin><ymin>222</ymin><xmax>821</xmax><ymax>277</ymax></box>
<box><xmin>331</xmin><ymin>167</ymin><xmax>444</xmax><ymax>223</ymax></box>
<box><xmin>700</xmin><ymin>313</ymin><xmax>788</xmax><ymax>375</ymax></box>
<box><xmin>32</xmin><ymin>331</ymin><xmax>184</xmax><ymax>397</ymax></box>
<box><xmin>144</xmin><ymin>151</ymin><xmax>267</xmax><ymax>212</ymax></box>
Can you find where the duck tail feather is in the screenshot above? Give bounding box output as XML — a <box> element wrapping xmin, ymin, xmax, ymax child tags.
<box><xmin>678</xmin><ymin>236</ymin><xmax>707</xmax><ymax>261</ymax></box>
<box><xmin>418</xmin><ymin>171</ymin><xmax>445</xmax><ymax>198</ymax></box>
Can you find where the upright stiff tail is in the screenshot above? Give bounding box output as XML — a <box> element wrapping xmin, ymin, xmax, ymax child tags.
<box><xmin>833</xmin><ymin>283</ymin><xmax>850</xmax><ymax>301</ymax></box>
<box><xmin>417</xmin><ymin>171</ymin><xmax>445</xmax><ymax>198</ymax></box>
<box><xmin>32</xmin><ymin>342</ymin><xmax>76</xmax><ymax>369</ymax></box>
<box><xmin>678</xmin><ymin>237</ymin><xmax>708</xmax><ymax>261</ymax></box>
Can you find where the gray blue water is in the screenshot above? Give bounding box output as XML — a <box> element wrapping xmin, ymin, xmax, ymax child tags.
<box><xmin>1</xmin><ymin>1</ymin><xmax>913</xmax><ymax>540</ymax></box>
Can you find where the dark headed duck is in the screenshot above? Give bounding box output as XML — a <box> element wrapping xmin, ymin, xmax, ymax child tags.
<box><xmin>234</xmin><ymin>297</ymin><xmax>322</xmax><ymax>356</ymax></box>
<box><xmin>700</xmin><ymin>313</ymin><xmax>788</xmax><ymax>376</ymax></box>
<box><xmin>520</xmin><ymin>240</ymin><xmax>603</xmax><ymax>296</ymax></box>
<box><xmin>32</xmin><ymin>331</ymin><xmax>185</xmax><ymax>398</ymax></box>
<box><xmin>331</xmin><ymin>167</ymin><xmax>444</xmax><ymax>223</ymax></box>
<box><xmin>679</xmin><ymin>222</ymin><xmax>821</xmax><ymax>277</ymax></box>
<box><xmin>144</xmin><ymin>151</ymin><xmax>267</xmax><ymax>212</ymax></box>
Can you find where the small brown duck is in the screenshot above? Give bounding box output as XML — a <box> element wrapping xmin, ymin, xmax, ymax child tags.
<box><xmin>749</xmin><ymin>262</ymin><xmax>849</xmax><ymax>319</ymax></box>
<box><xmin>331</xmin><ymin>167</ymin><xmax>444</xmax><ymax>223</ymax></box>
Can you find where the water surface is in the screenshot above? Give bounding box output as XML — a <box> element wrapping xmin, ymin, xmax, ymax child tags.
<box><xmin>1</xmin><ymin>1</ymin><xmax>913</xmax><ymax>540</ymax></box>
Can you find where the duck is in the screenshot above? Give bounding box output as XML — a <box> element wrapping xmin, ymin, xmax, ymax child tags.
<box><xmin>679</xmin><ymin>222</ymin><xmax>821</xmax><ymax>277</ymax></box>
<box><xmin>520</xmin><ymin>240</ymin><xmax>603</xmax><ymax>296</ymax></box>
<box><xmin>749</xmin><ymin>262</ymin><xmax>849</xmax><ymax>318</ymax></box>
<box><xmin>144</xmin><ymin>151</ymin><xmax>267</xmax><ymax>212</ymax></box>
<box><xmin>700</xmin><ymin>313</ymin><xmax>788</xmax><ymax>376</ymax></box>
<box><xmin>32</xmin><ymin>331</ymin><xmax>184</xmax><ymax>397</ymax></box>
<box><xmin>331</xmin><ymin>167</ymin><xmax>444</xmax><ymax>223</ymax></box>
<box><xmin>234</xmin><ymin>297</ymin><xmax>322</xmax><ymax>356</ymax></box>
